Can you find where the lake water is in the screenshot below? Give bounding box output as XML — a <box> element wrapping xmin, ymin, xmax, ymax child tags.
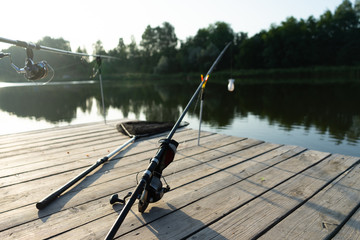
<box><xmin>0</xmin><ymin>79</ymin><xmax>359</xmax><ymax>157</ymax></box>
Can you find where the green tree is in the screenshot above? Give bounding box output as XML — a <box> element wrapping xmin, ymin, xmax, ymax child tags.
<box><xmin>140</xmin><ymin>25</ymin><xmax>158</xmax><ymax>57</ymax></box>
<box><xmin>236</xmin><ymin>0</ymin><xmax>360</xmax><ymax>69</ymax></box>
<box><xmin>93</xmin><ymin>40</ymin><xmax>106</xmax><ymax>55</ymax></box>
<box><xmin>37</xmin><ymin>36</ymin><xmax>71</xmax><ymax>51</ymax></box>
<box><xmin>208</xmin><ymin>22</ymin><xmax>234</xmax><ymax>50</ymax></box>
<box><xmin>232</xmin><ymin>32</ymin><xmax>248</xmax><ymax>69</ymax></box>
<box><xmin>128</xmin><ymin>36</ymin><xmax>140</xmax><ymax>59</ymax></box>
<box><xmin>158</xmin><ymin>22</ymin><xmax>178</xmax><ymax>52</ymax></box>
<box><xmin>334</xmin><ymin>0</ymin><xmax>358</xmax><ymax>30</ymax></box>
<box><xmin>356</xmin><ymin>0</ymin><xmax>360</xmax><ymax>19</ymax></box>
<box><xmin>238</xmin><ymin>32</ymin><xmax>265</xmax><ymax>69</ymax></box>
<box><xmin>140</xmin><ymin>22</ymin><xmax>178</xmax><ymax>72</ymax></box>
<box><xmin>127</xmin><ymin>36</ymin><xmax>141</xmax><ymax>72</ymax></box>
<box><xmin>333</xmin><ymin>0</ymin><xmax>360</xmax><ymax>64</ymax></box>
<box><xmin>113</xmin><ymin>38</ymin><xmax>127</xmax><ymax>60</ymax></box>
<box><xmin>178</xmin><ymin>21</ymin><xmax>234</xmax><ymax>72</ymax></box>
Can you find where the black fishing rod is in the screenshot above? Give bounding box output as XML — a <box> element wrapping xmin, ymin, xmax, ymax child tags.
<box><xmin>0</xmin><ymin>36</ymin><xmax>118</xmax><ymax>59</ymax></box>
<box><xmin>36</xmin><ymin>120</ymin><xmax>187</xmax><ymax>210</ymax></box>
<box><xmin>105</xmin><ymin>42</ymin><xmax>231</xmax><ymax>240</ymax></box>
<box><xmin>0</xmin><ymin>36</ymin><xmax>119</xmax><ymax>84</ymax></box>
<box><xmin>0</xmin><ymin>36</ymin><xmax>117</xmax><ymax>117</ymax></box>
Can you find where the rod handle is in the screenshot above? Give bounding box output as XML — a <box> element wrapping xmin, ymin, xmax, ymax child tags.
<box><xmin>36</xmin><ymin>192</ymin><xmax>59</xmax><ymax>210</ymax></box>
<box><xmin>35</xmin><ymin>158</ymin><xmax>106</xmax><ymax>210</ymax></box>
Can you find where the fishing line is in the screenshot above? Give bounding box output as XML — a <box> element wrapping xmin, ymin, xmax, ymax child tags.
<box><xmin>193</xmin><ymin>86</ymin><xmax>202</xmax><ymax>113</ymax></box>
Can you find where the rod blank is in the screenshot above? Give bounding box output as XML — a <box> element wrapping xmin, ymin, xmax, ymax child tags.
<box><xmin>0</xmin><ymin>36</ymin><xmax>119</xmax><ymax>60</ymax></box>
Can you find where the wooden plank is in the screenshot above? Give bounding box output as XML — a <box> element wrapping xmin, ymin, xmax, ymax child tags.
<box><xmin>0</xmin><ymin>120</ymin><xmax>119</xmax><ymax>146</ymax></box>
<box><xmin>105</xmin><ymin>144</ymin><xmax>301</xmax><ymax>238</ymax></box>
<box><xmin>0</xmin><ymin>132</ymin><xmax>237</xmax><ymax>213</ymax></box>
<box><xmin>0</xmin><ymin>134</ymin><xmax>129</xmax><ymax>181</ymax></box>
<box><xmin>0</xmin><ymin>139</ymin><xmax>288</xmax><ymax>239</ymax></box>
<box><xmin>190</xmin><ymin>154</ymin><xmax>359</xmax><ymax>240</ymax></box>
<box><xmin>0</xmin><ymin>127</ymin><xmax>117</xmax><ymax>157</ymax></box>
<box><xmin>0</xmin><ymin>129</ymin><xmax>214</xmax><ymax>188</ymax></box>
<box><xmin>116</xmin><ymin>151</ymin><xmax>328</xmax><ymax>239</ymax></box>
<box><xmin>0</xmin><ymin>122</ymin><xmax>116</xmax><ymax>147</ymax></box>
<box><xmin>114</xmin><ymin>150</ymin><xmax>329</xmax><ymax>239</ymax></box>
<box><xmin>333</xmin><ymin>203</ymin><xmax>360</xmax><ymax>239</ymax></box>
<box><xmin>0</xmin><ymin>127</ymin><xmax>193</xmax><ymax>176</ymax></box>
<box><xmin>258</xmin><ymin>159</ymin><xmax>360</xmax><ymax>239</ymax></box>
<box><xmin>0</xmin><ymin>129</ymin><xmax>198</xmax><ymax>187</ymax></box>
<box><xmin>0</xmin><ymin>118</ymin><xmax>190</xmax><ymax>155</ymax></box>
<box><xmin>50</xmin><ymin>148</ymin><xmax>318</xmax><ymax>240</ymax></box>
<box><xmin>1</xmin><ymin>121</ymin><xmax>359</xmax><ymax>240</ymax></box>
<box><xmin>0</xmin><ymin>126</ymin><xmax>192</xmax><ymax>164</ymax></box>
<box><xmin>0</xmin><ymin>135</ymin><xmax>262</xmax><ymax>236</ymax></box>
<box><xmin>0</xmin><ymin>131</ymin><xmax>218</xmax><ymax>211</ymax></box>
<box><xmin>0</xmin><ymin>130</ymin><xmax>126</xmax><ymax>166</ymax></box>
<box><xmin>0</xmin><ymin>119</ymin><xmax>175</xmax><ymax>155</ymax></box>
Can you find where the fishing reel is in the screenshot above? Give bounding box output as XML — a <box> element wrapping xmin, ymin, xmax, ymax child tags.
<box><xmin>138</xmin><ymin>170</ymin><xmax>171</xmax><ymax>213</ymax></box>
<box><xmin>1</xmin><ymin>48</ymin><xmax>54</xmax><ymax>84</ymax></box>
<box><xmin>110</xmin><ymin>139</ymin><xmax>178</xmax><ymax>213</ymax></box>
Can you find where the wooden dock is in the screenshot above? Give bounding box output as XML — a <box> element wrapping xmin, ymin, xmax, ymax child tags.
<box><xmin>0</xmin><ymin>120</ymin><xmax>359</xmax><ymax>239</ymax></box>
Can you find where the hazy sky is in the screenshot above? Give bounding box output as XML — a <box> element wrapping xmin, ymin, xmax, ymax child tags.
<box><xmin>0</xmin><ymin>0</ymin><xmax>354</xmax><ymax>54</ymax></box>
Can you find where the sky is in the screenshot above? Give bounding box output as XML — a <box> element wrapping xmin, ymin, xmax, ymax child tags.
<box><xmin>0</xmin><ymin>0</ymin><xmax>354</xmax><ymax>54</ymax></box>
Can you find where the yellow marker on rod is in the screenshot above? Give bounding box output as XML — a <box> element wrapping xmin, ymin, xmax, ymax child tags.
<box><xmin>201</xmin><ymin>74</ymin><xmax>209</xmax><ymax>89</ymax></box>
<box><xmin>198</xmin><ymin>74</ymin><xmax>209</xmax><ymax>145</ymax></box>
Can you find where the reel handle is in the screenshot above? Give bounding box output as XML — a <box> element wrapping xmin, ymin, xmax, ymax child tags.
<box><xmin>109</xmin><ymin>192</ymin><xmax>132</xmax><ymax>205</ymax></box>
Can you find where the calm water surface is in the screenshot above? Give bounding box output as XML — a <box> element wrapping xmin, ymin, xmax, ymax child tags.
<box><xmin>0</xmin><ymin>79</ymin><xmax>359</xmax><ymax>157</ymax></box>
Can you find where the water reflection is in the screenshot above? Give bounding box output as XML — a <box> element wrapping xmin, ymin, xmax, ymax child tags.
<box><xmin>0</xmin><ymin>80</ymin><xmax>359</xmax><ymax>154</ymax></box>
<box><xmin>227</xmin><ymin>83</ymin><xmax>360</xmax><ymax>144</ymax></box>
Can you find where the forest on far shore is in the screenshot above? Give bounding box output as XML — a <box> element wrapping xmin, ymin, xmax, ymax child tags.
<box><xmin>1</xmin><ymin>0</ymin><xmax>359</xmax><ymax>81</ymax></box>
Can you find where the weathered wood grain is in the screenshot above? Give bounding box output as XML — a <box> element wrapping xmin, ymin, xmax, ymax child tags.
<box><xmin>256</xmin><ymin>158</ymin><xmax>360</xmax><ymax>240</ymax></box>
<box><xmin>9</xmin><ymin>143</ymin><xmax>289</xmax><ymax>239</ymax></box>
<box><xmin>0</xmin><ymin>120</ymin><xmax>358</xmax><ymax>240</ymax></box>
<box><xmin>333</xmin><ymin>202</ymin><xmax>360</xmax><ymax>240</ymax></box>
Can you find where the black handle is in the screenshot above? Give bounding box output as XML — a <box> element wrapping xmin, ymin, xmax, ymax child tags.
<box><xmin>36</xmin><ymin>158</ymin><xmax>107</xmax><ymax>209</ymax></box>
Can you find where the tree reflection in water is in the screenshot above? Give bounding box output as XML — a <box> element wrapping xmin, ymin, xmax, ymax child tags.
<box><xmin>0</xmin><ymin>80</ymin><xmax>359</xmax><ymax>156</ymax></box>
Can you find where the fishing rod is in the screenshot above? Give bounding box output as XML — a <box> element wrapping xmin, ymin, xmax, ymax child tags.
<box><xmin>105</xmin><ymin>42</ymin><xmax>231</xmax><ymax>240</ymax></box>
<box><xmin>0</xmin><ymin>36</ymin><xmax>117</xmax><ymax>119</ymax></box>
<box><xmin>0</xmin><ymin>37</ymin><xmax>118</xmax><ymax>59</ymax></box>
<box><xmin>35</xmin><ymin>120</ymin><xmax>187</xmax><ymax>210</ymax></box>
<box><xmin>0</xmin><ymin>36</ymin><xmax>118</xmax><ymax>84</ymax></box>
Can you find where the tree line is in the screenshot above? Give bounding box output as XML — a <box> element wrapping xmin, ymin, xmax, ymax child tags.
<box><xmin>105</xmin><ymin>0</ymin><xmax>360</xmax><ymax>75</ymax></box>
<box><xmin>1</xmin><ymin>0</ymin><xmax>359</xmax><ymax>81</ymax></box>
